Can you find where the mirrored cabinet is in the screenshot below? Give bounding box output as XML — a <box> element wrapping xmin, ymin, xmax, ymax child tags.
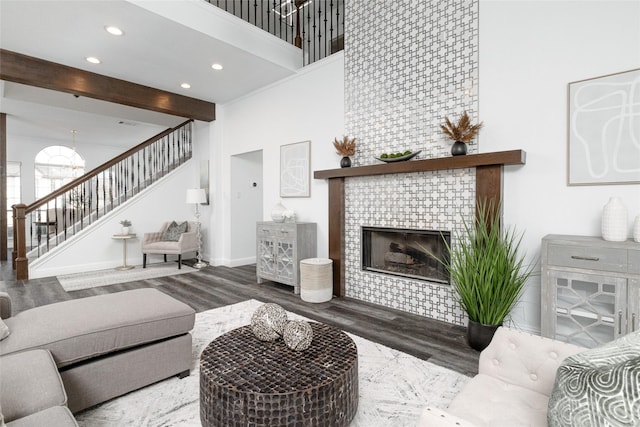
<box><xmin>541</xmin><ymin>235</ymin><xmax>640</xmax><ymax>348</ymax></box>
<box><xmin>256</xmin><ymin>222</ymin><xmax>317</xmax><ymax>294</ymax></box>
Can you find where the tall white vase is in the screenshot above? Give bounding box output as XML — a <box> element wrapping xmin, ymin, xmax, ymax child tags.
<box><xmin>633</xmin><ymin>215</ymin><xmax>640</xmax><ymax>243</ymax></box>
<box><xmin>601</xmin><ymin>197</ymin><xmax>628</xmax><ymax>242</ymax></box>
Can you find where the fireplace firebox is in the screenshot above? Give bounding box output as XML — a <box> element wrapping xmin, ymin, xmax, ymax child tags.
<box><xmin>361</xmin><ymin>227</ymin><xmax>450</xmax><ymax>283</ymax></box>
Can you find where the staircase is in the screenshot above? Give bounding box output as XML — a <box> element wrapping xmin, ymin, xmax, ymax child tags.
<box><xmin>12</xmin><ymin>120</ymin><xmax>193</xmax><ymax>280</ymax></box>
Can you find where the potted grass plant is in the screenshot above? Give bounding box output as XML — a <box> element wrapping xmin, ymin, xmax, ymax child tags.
<box><xmin>440</xmin><ymin>201</ymin><xmax>535</xmax><ymax>351</ymax></box>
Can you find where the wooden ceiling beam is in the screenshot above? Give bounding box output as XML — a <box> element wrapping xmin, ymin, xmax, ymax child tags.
<box><xmin>0</xmin><ymin>49</ymin><xmax>215</xmax><ymax>122</ymax></box>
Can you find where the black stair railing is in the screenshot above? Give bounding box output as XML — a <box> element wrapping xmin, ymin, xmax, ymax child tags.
<box><xmin>207</xmin><ymin>0</ymin><xmax>344</xmax><ymax>65</ymax></box>
<box><xmin>12</xmin><ymin>120</ymin><xmax>193</xmax><ymax>280</ymax></box>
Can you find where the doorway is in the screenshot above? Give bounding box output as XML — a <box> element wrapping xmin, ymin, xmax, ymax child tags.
<box><xmin>230</xmin><ymin>150</ymin><xmax>263</xmax><ymax>266</ymax></box>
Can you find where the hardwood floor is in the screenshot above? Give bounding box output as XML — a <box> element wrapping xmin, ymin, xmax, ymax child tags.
<box><xmin>0</xmin><ymin>261</ymin><xmax>479</xmax><ymax>376</ymax></box>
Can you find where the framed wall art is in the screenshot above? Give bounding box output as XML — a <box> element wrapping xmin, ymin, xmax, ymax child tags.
<box><xmin>280</xmin><ymin>140</ymin><xmax>311</xmax><ymax>197</ymax></box>
<box><xmin>567</xmin><ymin>68</ymin><xmax>640</xmax><ymax>186</ymax></box>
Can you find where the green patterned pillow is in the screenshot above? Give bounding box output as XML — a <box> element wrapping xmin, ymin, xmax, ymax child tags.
<box><xmin>548</xmin><ymin>331</ymin><xmax>640</xmax><ymax>427</ymax></box>
<box><xmin>161</xmin><ymin>221</ymin><xmax>188</xmax><ymax>241</ymax></box>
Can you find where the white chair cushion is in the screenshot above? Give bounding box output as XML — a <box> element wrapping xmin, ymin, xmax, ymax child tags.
<box><xmin>447</xmin><ymin>374</ymin><xmax>549</xmax><ymax>427</ymax></box>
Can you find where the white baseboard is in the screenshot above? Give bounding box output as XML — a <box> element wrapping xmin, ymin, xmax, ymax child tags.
<box><xmin>228</xmin><ymin>256</ymin><xmax>256</xmax><ymax>267</ymax></box>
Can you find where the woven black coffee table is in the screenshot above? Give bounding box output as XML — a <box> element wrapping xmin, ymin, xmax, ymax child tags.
<box><xmin>200</xmin><ymin>323</ymin><xmax>358</xmax><ymax>427</ymax></box>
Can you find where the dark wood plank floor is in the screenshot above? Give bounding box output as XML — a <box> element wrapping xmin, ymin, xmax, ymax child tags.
<box><xmin>0</xmin><ymin>261</ymin><xmax>479</xmax><ymax>376</ymax></box>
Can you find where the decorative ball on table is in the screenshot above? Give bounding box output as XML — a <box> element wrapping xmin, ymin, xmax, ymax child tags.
<box><xmin>283</xmin><ymin>320</ymin><xmax>314</xmax><ymax>351</ymax></box>
<box><xmin>250</xmin><ymin>303</ymin><xmax>288</xmax><ymax>341</ymax></box>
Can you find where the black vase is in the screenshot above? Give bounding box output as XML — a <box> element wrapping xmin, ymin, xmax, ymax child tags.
<box><xmin>451</xmin><ymin>141</ymin><xmax>467</xmax><ymax>156</ymax></box>
<box><xmin>467</xmin><ymin>320</ymin><xmax>501</xmax><ymax>351</ymax></box>
<box><xmin>340</xmin><ymin>156</ymin><xmax>352</xmax><ymax>168</ymax></box>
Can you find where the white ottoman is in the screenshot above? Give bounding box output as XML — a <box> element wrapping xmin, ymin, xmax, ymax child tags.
<box><xmin>299</xmin><ymin>258</ymin><xmax>333</xmax><ymax>303</ymax></box>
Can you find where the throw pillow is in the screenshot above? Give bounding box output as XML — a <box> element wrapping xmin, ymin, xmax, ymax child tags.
<box><xmin>162</xmin><ymin>221</ymin><xmax>188</xmax><ymax>241</ymax></box>
<box><xmin>0</xmin><ymin>317</ymin><xmax>9</xmax><ymax>341</ymax></box>
<box><xmin>547</xmin><ymin>330</ymin><xmax>640</xmax><ymax>427</ymax></box>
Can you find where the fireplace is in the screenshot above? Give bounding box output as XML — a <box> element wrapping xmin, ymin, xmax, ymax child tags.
<box><xmin>361</xmin><ymin>227</ymin><xmax>450</xmax><ymax>284</ymax></box>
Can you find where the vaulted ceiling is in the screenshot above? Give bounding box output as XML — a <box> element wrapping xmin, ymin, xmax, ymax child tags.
<box><xmin>0</xmin><ymin>0</ymin><xmax>302</xmax><ymax>148</ymax></box>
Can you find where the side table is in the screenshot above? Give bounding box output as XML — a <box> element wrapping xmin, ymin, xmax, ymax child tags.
<box><xmin>112</xmin><ymin>234</ymin><xmax>136</xmax><ymax>270</ymax></box>
<box><xmin>300</xmin><ymin>258</ymin><xmax>333</xmax><ymax>303</ymax></box>
<box><xmin>200</xmin><ymin>323</ymin><xmax>358</xmax><ymax>426</ymax></box>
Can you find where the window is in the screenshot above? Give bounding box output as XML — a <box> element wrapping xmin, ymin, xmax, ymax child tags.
<box><xmin>34</xmin><ymin>146</ymin><xmax>85</xmax><ymax>200</ymax></box>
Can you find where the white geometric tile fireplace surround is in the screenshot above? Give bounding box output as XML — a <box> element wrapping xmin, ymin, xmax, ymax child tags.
<box><xmin>333</xmin><ymin>0</ymin><xmax>484</xmax><ymax>326</ymax></box>
<box><xmin>345</xmin><ymin>170</ymin><xmax>474</xmax><ymax>325</ymax></box>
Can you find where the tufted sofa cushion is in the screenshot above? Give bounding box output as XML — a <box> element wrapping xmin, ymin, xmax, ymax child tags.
<box><xmin>478</xmin><ymin>327</ymin><xmax>584</xmax><ymax>396</ymax></box>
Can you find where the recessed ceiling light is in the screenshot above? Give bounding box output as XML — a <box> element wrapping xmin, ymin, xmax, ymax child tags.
<box><xmin>86</xmin><ymin>56</ymin><xmax>101</xmax><ymax>64</ymax></box>
<box><xmin>105</xmin><ymin>26</ymin><xmax>124</xmax><ymax>36</ymax></box>
<box><xmin>211</xmin><ymin>63</ymin><xmax>223</xmax><ymax>71</ymax></box>
<box><xmin>181</xmin><ymin>83</ymin><xmax>191</xmax><ymax>89</ymax></box>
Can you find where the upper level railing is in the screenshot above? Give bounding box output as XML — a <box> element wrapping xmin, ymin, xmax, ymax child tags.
<box><xmin>12</xmin><ymin>120</ymin><xmax>194</xmax><ymax>280</ymax></box>
<box><xmin>207</xmin><ymin>0</ymin><xmax>344</xmax><ymax>65</ymax></box>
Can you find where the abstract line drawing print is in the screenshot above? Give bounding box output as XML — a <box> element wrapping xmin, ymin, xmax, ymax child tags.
<box><xmin>280</xmin><ymin>141</ymin><xmax>310</xmax><ymax>197</ymax></box>
<box><xmin>568</xmin><ymin>69</ymin><xmax>640</xmax><ymax>185</ymax></box>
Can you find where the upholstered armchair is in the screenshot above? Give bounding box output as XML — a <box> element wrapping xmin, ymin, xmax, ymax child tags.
<box><xmin>141</xmin><ymin>221</ymin><xmax>198</xmax><ymax>269</ymax></box>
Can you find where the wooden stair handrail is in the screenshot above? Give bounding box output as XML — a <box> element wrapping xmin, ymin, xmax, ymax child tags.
<box><xmin>25</xmin><ymin>119</ymin><xmax>193</xmax><ymax>214</ymax></box>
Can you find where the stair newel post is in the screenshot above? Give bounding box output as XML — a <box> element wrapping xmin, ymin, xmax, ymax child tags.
<box><xmin>12</xmin><ymin>203</ymin><xmax>28</xmax><ymax>280</ymax></box>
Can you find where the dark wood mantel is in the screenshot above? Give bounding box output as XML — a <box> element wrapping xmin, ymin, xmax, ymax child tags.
<box><xmin>314</xmin><ymin>149</ymin><xmax>526</xmax><ymax>297</ymax></box>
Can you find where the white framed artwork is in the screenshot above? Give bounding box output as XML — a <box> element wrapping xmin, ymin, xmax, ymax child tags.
<box><xmin>280</xmin><ymin>140</ymin><xmax>311</xmax><ymax>197</ymax></box>
<box><xmin>567</xmin><ymin>68</ymin><xmax>640</xmax><ymax>186</ymax></box>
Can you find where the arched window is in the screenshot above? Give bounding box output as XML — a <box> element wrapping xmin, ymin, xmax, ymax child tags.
<box><xmin>34</xmin><ymin>145</ymin><xmax>85</xmax><ymax>199</ymax></box>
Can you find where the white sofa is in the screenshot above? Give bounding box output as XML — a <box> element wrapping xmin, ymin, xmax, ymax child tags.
<box><xmin>417</xmin><ymin>327</ymin><xmax>585</xmax><ymax>427</ymax></box>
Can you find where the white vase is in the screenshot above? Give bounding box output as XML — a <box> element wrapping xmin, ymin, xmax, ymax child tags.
<box><xmin>271</xmin><ymin>202</ymin><xmax>286</xmax><ymax>223</ymax></box>
<box><xmin>121</xmin><ymin>226</ymin><xmax>129</xmax><ymax>235</ymax></box>
<box><xmin>633</xmin><ymin>215</ymin><xmax>640</xmax><ymax>243</ymax></box>
<box><xmin>601</xmin><ymin>197</ymin><xmax>628</xmax><ymax>242</ymax></box>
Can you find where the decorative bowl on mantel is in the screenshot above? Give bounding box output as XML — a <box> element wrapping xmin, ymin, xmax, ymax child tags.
<box><xmin>375</xmin><ymin>150</ymin><xmax>421</xmax><ymax>163</ymax></box>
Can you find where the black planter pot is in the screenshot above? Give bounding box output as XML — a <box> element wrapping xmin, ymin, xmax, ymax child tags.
<box><xmin>451</xmin><ymin>141</ymin><xmax>467</xmax><ymax>156</ymax></box>
<box><xmin>467</xmin><ymin>320</ymin><xmax>501</xmax><ymax>351</ymax></box>
<box><xmin>340</xmin><ymin>156</ymin><xmax>352</xmax><ymax>168</ymax></box>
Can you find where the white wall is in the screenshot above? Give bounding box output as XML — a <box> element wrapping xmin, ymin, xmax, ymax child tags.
<box><xmin>480</xmin><ymin>1</ymin><xmax>640</xmax><ymax>331</ymax></box>
<box><xmin>213</xmin><ymin>53</ymin><xmax>345</xmax><ymax>265</ymax></box>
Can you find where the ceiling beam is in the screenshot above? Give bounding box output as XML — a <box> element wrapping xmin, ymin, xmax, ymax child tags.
<box><xmin>0</xmin><ymin>49</ymin><xmax>216</xmax><ymax>122</ymax></box>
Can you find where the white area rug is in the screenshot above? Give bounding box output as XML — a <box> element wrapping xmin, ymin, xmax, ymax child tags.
<box><xmin>75</xmin><ymin>299</ymin><xmax>469</xmax><ymax>426</ymax></box>
<box><xmin>57</xmin><ymin>263</ymin><xmax>197</xmax><ymax>291</ymax></box>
